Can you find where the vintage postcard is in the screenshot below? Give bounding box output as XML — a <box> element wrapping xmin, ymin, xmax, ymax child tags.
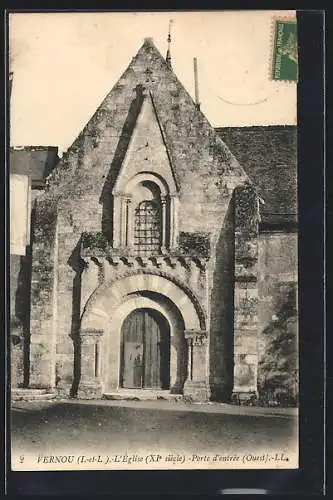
<box><xmin>9</xmin><ymin>10</ymin><xmax>298</xmax><ymax>471</ymax></box>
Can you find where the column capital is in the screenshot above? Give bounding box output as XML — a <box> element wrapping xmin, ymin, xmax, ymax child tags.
<box><xmin>184</xmin><ymin>330</ymin><xmax>207</xmax><ymax>346</ymax></box>
<box><xmin>193</xmin><ymin>335</ymin><xmax>207</xmax><ymax>347</ymax></box>
<box><xmin>113</xmin><ymin>191</ymin><xmax>132</xmax><ymax>201</ymax></box>
<box><xmin>80</xmin><ymin>329</ymin><xmax>104</xmax><ymax>343</ymax></box>
<box><xmin>120</xmin><ymin>194</ymin><xmax>131</xmax><ymax>201</ymax></box>
<box><xmin>184</xmin><ymin>329</ymin><xmax>207</xmax><ymax>338</ymax></box>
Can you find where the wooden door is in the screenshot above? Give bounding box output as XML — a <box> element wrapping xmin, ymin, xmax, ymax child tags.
<box><xmin>120</xmin><ymin>308</ymin><xmax>170</xmax><ymax>389</ymax></box>
<box><xmin>121</xmin><ymin>309</ymin><xmax>144</xmax><ymax>388</ymax></box>
<box><xmin>123</xmin><ymin>342</ymin><xmax>144</xmax><ymax>388</ymax></box>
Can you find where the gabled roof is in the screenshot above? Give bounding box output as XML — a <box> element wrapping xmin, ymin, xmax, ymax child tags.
<box><xmin>48</xmin><ymin>38</ymin><xmax>249</xmax><ymax>200</ymax></box>
<box><xmin>9</xmin><ymin>43</ymin><xmax>297</xmax><ymax>229</ymax></box>
<box><xmin>216</xmin><ymin>126</ymin><xmax>297</xmax><ymax>224</ymax></box>
<box><xmin>10</xmin><ymin>147</ymin><xmax>59</xmax><ymax>188</ymax></box>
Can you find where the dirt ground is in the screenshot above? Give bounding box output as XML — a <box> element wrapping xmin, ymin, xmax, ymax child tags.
<box><xmin>11</xmin><ymin>399</ymin><xmax>298</xmax><ymax>464</ymax></box>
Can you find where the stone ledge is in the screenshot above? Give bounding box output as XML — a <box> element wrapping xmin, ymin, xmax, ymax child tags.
<box><xmin>102</xmin><ymin>390</ymin><xmax>183</xmax><ymax>402</ymax></box>
<box><xmin>11</xmin><ymin>388</ymin><xmax>56</xmax><ymax>402</ymax></box>
<box><xmin>80</xmin><ymin>232</ymin><xmax>211</xmax><ymax>268</ymax></box>
<box><xmin>81</xmin><ymin>249</ymin><xmax>209</xmax><ymax>271</ymax></box>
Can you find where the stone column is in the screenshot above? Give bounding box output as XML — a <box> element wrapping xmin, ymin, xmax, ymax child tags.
<box><xmin>233</xmin><ymin>282</ymin><xmax>259</xmax><ymax>396</ymax></box>
<box><xmin>113</xmin><ymin>192</ymin><xmax>131</xmax><ymax>249</ymax></box>
<box><xmin>233</xmin><ymin>183</ymin><xmax>260</xmax><ymax>401</ymax></box>
<box><xmin>126</xmin><ymin>196</ymin><xmax>133</xmax><ymax>248</ymax></box>
<box><xmin>170</xmin><ymin>195</ymin><xmax>179</xmax><ymax>249</ymax></box>
<box><xmin>77</xmin><ymin>329</ymin><xmax>103</xmax><ymax>399</ymax></box>
<box><xmin>120</xmin><ymin>195</ymin><xmax>127</xmax><ymax>248</ymax></box>
<box><xmin>161</xmin><ymin>195</ymin><xmax>167</xmax><ymax>252</ymax></box>
<box><xmin>183</xmin><ymin>330</ymin><xmax>210</xmax><ymax>401</ymax></box>
<box><xmin>112</xmin><ymin>193</ymin><xmax>121</xmax><ymax>248</ymax></box>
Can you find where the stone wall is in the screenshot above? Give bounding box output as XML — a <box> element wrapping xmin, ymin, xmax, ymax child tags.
<box><xmin>29</xmin><ymin>198</ymin><xmax>58</xmax><ymax>389</ymax></box>
<box><xmin>258</xmin><ymin>232</ymin><xmax>298</xmax><ymax>333</ymax></box>
<box><xmin>208</xmin><ymin>199</ymin><xmax>235</xmax><ymax>400</ymax></box>
<box><xmin>10</xmin><ymin>182</ymin><xmax>51</xmax><ymax>389</ymax></box>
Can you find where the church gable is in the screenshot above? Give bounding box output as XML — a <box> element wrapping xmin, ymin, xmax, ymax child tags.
<box><xmin>13</xmin><ymin>32</ymin><xmax>300</xmax><ymax>411</ymax></box>
<box><xmin>46</xmin><ymin>37</ymin><xmax>249</xmax><ymax>210</ymax></box>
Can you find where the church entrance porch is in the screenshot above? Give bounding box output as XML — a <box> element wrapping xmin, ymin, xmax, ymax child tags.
<box><xmin>76</xmin><ymin>272</ymin><xmax>208</xmax><ymax>401</ymax></box>
<box><xmin>120</xmin><ymin>308</ymin><xmax>170</xmax><ymax>390</ymax></box>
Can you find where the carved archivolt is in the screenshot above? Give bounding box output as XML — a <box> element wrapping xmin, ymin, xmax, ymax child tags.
<box><xmin>80</xmin><ymin>268</ymin><xmax>207</xmax><ymax>332</ymax></box>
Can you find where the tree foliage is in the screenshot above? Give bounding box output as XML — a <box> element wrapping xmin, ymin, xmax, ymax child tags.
<box><xmin>258</xmin><ymin>282</ymin><xmax>298</xmax><ymax>406</ymax></box>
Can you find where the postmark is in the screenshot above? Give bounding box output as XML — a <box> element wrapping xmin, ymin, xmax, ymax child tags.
<box><xmin>272</xmin><ymin>18</ymin><xmax>298</xmax><ymax>81</ymax></box>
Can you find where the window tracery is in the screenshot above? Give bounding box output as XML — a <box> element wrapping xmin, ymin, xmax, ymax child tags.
<box><xmin>134</xmin><ymin>200</ymin><xmax>161</xmax><ymax>255</ymax></box>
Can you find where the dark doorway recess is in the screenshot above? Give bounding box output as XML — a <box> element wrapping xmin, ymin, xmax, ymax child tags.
<box><xmin>120</xmin><ymin>308</ymin><xmax>170</xmax><ymax>390</ymax></box>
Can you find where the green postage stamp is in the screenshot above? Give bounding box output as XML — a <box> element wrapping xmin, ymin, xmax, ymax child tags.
<box><xmin>272</xmin><ymin>19</ymin><xmax>298</xmax><ymax>81</ymax></box>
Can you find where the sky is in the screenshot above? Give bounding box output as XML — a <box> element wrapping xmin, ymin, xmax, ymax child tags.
<box><xmin>9</xmin><ymin>10</ymin><xmax>297</xmax><ymax>155</ymax></box>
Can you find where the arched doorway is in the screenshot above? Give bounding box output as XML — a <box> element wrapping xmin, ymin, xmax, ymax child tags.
<box><xmin>78</xmin><ymin>272</ymin><xmax>207</xmax><ymax>398</ymax></box>
<box><xmin>120</xmin><ymin>308</ymin><xmax>170</xmax><ymax>390</ymax></box>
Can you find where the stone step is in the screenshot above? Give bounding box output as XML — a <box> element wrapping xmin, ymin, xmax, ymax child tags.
<box><xmin>12</xmin><ymin>388</ymin><xmax>48</xmax><ymax>395</ymax></box>
<box><xmin>103</xmin><ymin>390</ymin><xmax>184</xmax><ymax>402</ymax></box>
<box><xmin>11</xmin><ymin>388</ymin><xmax>57</xmax><ymax>402</ymax></box>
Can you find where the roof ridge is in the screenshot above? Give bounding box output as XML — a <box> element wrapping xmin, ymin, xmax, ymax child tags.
<box><xmin>215</xmin><ymin>124</ymin><xmax>297</xmax><ymax>130</ymax></box>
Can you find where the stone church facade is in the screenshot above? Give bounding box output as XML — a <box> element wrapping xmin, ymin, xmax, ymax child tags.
<box><xmin>10</xmin><ymin>38</ymin><xmax>298</xmax><ymax>402</ymax></box>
